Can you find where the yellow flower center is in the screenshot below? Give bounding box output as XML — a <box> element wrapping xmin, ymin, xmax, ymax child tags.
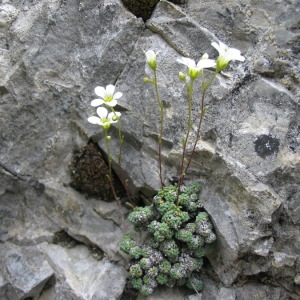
<box><xmin>104</xmin><ymin>95</ymin><xmax>113</xmax><ymax>102</ymax></box>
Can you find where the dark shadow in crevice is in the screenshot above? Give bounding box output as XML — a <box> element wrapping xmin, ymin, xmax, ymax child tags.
<box><xmin>121</xmin><ymin>0</ymin><xmax>160</xmax><ymax>22</ymax></box>
<box><xmin>121</xmin><ymin>0</ymin><xmax>186</xmax><ymax>22</ymax></box>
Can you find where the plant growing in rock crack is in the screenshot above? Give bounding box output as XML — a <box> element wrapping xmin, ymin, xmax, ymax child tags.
<box><xmin>87</xmin><ymin>84</ymin><xmax>133</xmax><ymax>207</ymax></box>
<box><xmin>87</xmin><ymin>40</ymin><xmax>245</xmax><ymax>296</ymax></box>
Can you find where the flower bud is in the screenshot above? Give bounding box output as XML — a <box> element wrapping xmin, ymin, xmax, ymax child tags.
<box><xmin>143</xmin><ymin>77</ymin><xmax>154</xmax><ymax>83</ymax></box>
<box><xmin>102</xmin><ymin>123</ymin><xmax>110</xmax><ymax>130</ymax></box>
<box><xmin>188</xmin><ymin>68</ymin><xmax>200</xmax><ymax>80</ymax></box>
<box><xmin>178</xmin><ymin>72</ymin><xmax>186</xmax><ymax>81</ymax></box>
<box><xmin>146</xmin><ymin>50</ymin><xmax>157</xmax><ymax>71</ymax></box>
<box><xmin>216</xmin><ymin>56</ymin><xmax>228</xmax><ymax>72</ymax></box>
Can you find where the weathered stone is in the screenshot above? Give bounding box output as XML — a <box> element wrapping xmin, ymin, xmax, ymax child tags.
<box><xmin>39</xmin><ymin>243</ymin><xmax>127</xmax><ymax>300</ymax></box>
<box><xmin>0</xmin><ymin>273</ymin><xmax>7</xmax><ymax>300</ymax></box>
<box><xmin>137</xmin><ymin>286</ymin><xmax>185</xmax><ymax>300</ymax></box>
<box><xmin>0</xmin><ymin>4</ymin><xmax>19</xmax><ymax>27</ymax></box>
<box><xmin>147</xmin><ymin>0</ymin><xmax>218</xmax><ymax>58</ymax></box>
<box><xmin>272</xmin><ymin>252</ymin><xmax>296</xmax><ymax>268</ymax></box>
<box><xmin>43</xmin><ymin>181</ymin><xmax>129</xmax><ymax>261</ymax></box>
<box><xmin>185</xmin><ymin>0</ymin><xmax>300</xmax><ymax>95</ymax></box>
<box><xmin>295</xmin><ymin>274</ymin><xmax>300</xmax><ymax>285</ymax></box>
<box><xmin>0</xmin><ymin>0</ymin><xmax>299</xmax><ymax>298</ymax></box>
<box><xmin>235</xmin><ymin>283</ymin><xmax>289</xmax><ymax>300</ymax></box>
<box><xmin>1</xmin><ymin>244</ymin><xmax>54</xmax><ymax>300</ymax></box>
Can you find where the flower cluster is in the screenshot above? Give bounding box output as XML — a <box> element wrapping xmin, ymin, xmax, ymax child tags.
<box><xmin>88</xmin><ymin>84</ymin><xmax>122</xmax><ymax>129</ymax></box>
<box><xmin>176</xmin><ymin>41</ymin><xmax>245</xmax><ymax>80</ymax></box>
<box><xmin>87</xmin><ymin>84</ymin><xmax>128</xmax><ymax>206</ymax></box>
<box><xmin>119</xmin><ymin>183</ymin><xmax>216</xmax><ymax>296</ymax></box>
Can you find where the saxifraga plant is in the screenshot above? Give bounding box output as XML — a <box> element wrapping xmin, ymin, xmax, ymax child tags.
<box><xmin>120</xmin><ymin>182</ymin><xmax>216</xmax><ymax>296</ymax></box>
<box><xmin>119</xmin><ymin>41</ymin><xmax>244</xmax><ymax>296</ymax></box>
<box><xmin>87</xmin><ymin>40</ymin><xmax>245</xmax><ymax>296</ymax></box>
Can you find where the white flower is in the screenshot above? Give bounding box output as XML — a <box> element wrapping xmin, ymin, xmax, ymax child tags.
<box><xmin>91</xmin><ymin>84</ymin><xmax>123</xmax><ymax>107</ymax></box>
<box><xmin>177</xmin><ymin>54</ymin><xmax>216</xmax><ymax>79</ymax></box>
<box><xmin>88</xmin><ymin>107</ymin><xmax>121</xmax><ymax>129</ymax></box>
<box><xmin>145</xmin><ymin>50</ymin><xmax>158</xmax><ymax>71</ymax></box>
<box><xmin>211</xmin><ymin>41</ymin><xmax>245</xmax><ymax>71</ymax></box>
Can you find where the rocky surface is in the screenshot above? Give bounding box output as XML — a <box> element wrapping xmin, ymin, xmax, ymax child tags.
<box><xmin>0</xmin><ymin>0</ymin><xmax>299</xmax><ymax>299</ymax></box>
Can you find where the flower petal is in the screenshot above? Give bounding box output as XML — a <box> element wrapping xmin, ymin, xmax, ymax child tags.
<box><xmin>97</xmin><ymin>106</ymin><xmax>108</xmax><ymax>119</ymax></box>
<box><xmin>197</xmin><ymin>59</ymin><xmax>216</xmax><ymax>69</ymax></box>
<box><xmin>88</xmin><ymin>116</ymin><xmax>100</xmax><ymax>124</ymax></box>
<box><xmin>91</xmin><ymin>99</ymin><xmax>104</xmax><ymax>107</ymax></box>
<box><xmin>113</xmin><ymin>92</ymin><xmax>123</xmax><ymax>100</ymax></box>
<box><xmin>105</xmin><ymin>99</ymin><xmax>118</xmax><ymax>107</ymax></box>
<box><xmin>218</xmin><ymin>41</ymin><xmax>228</xmax><ymax>54</ymax></box>
<box><xmin>146</xmin><ymin>50</ymin><xmax>158</xmax><ymax>70</ymax></box>
<box><xmin>106</xmin><ymin>84</ymin><xmax>115</xmax><ymax>96</ymax></box>
<box><xmin>211</xmin><ymin>42</ymin><xmax>221</xmax><ymax>54</ymax></box>
<box><xmin>146</xmin><ymin>50</ymin><xmax>156</xmax><ymax>61</ymax></box>
<box><xmin>94</xmin><ymin>86</ymin><xmax>106</xmax><ymax>98</ymax></box>
<box><xmin>177</xmin><ymin>57</ymin><xmax>196</xmax><ymax>68</ymax></box>
<box><xmin>228</xmin><ymin>49</ymin><xmax>245</xmax><ymax>62</ymax></box>
<box><xmin>108</xmin><ymin>111</ymin><xmax>121</xmax><ymax>122</ymax></box>
<box><xmin>201</xmin><ymin>53</ymin><xmax>209</xmax><ymax>60</ymax></box>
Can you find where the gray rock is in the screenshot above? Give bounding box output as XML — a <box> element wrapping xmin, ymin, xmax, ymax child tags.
<box><xmin>0</xmin><ymin>0</ymin><xmax>299</xmax><ymax>299</ymax></box>
<box><xmin>39</xmin><ymin>243</ymin><xmax>127</xmax><ymax>300</ymax></box>
<box><xmin>44</xmin><ymin>181</ymin><xmax>129</xmax><ymax>262</ymax></box>
<box><xmin>0</xmin><ymin>244</ymin><xmax>54</xmax><ymax>300</ymax></box>
<box><xmin>272</xmin><ymin>252</ymin><xmax>296</xmax><ymax>268</ymax></box>
<box><xmin>0</xmin><ymin>273</ymin><xmax>8</xmax><ymax>300</ymax></box>
<box><xmin>235</xmin><ymin>283</ymin><xmax>289</xmax><ymax>300</ymax></box>
<box><xmin>137</xmin><ymin>286</ymin><xmax>185</xmax><ymax>300</ymax></box>
<box><xmin>185</xmin><ymin>0</ymin><xmax>300</xmax><ymax>96</ymax></box>
<box><xmin>0</xmin><ymin>4</ymin><xmax>19</xmax><ymax>27</ymax></box>
<box><xmin>147</xmin><ymin>0</ymin><xmax>218</xmax><ymax>58</ymax></box>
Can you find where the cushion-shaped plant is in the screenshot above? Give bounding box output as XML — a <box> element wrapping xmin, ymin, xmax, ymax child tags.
<box><xmin>119</xmin><ymin>182</ymin><xmax>216</xmax><ymax>296</ymax></box>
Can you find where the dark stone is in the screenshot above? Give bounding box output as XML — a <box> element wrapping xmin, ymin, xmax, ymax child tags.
<box><xmin>254</xmin><ymin>135</ymin><xmax>280</xmax><ymax>158</ymax></box>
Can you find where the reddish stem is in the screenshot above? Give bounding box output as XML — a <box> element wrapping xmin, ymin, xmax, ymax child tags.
<box><xmin>183</xmin><ymin>89</ymin><xmax>206</xmax><ymax>176</ymax></box>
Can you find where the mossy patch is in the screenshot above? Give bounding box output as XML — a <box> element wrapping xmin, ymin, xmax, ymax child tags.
<box><xmin>69</xmin><ymin>142</ymin><xmax>124</xmax><ymax>201</ymax></box>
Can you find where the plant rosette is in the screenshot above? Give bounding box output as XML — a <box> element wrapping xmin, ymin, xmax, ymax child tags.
<box><xmin>120</xmin><ymin>182</ymin><xmax>216</xmax><ymax>296</ymax></box>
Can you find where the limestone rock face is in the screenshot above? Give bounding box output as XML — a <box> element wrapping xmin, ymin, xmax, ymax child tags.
<box><xmin>0</xmin><ymin>0</ymin><xmax>299</xmax><ymax>299</ymax></box>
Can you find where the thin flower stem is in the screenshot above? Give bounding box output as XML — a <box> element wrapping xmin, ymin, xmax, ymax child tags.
<box><xmin>183</xmin><ymin>89</ymin><xmax>206</xmax><ymax>176</ymax></box>
<box><xmin>183</xmin><ymin>72</ymin><xmax>217</xmax><ymax>178</ymax></box>
<box><xmin>176</xmin><ymin>79</ymin><xmax>194</xmax><ymax>205</ymax></box>
<box><xmin>104</xmin><ymin>128</ymin><xmax>121</xmax><ymax>209</ymax></box>
<box><xmin>110</xmin><ymin>107</ymin><xmax>134</xmax><ymax>207</ymax></box>
<box><xmin>153</xmin><ymin>69</ymin><xmax>165</xmax><ymax>188</ymax></box>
